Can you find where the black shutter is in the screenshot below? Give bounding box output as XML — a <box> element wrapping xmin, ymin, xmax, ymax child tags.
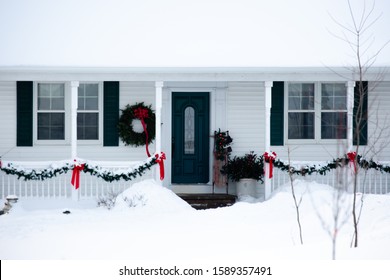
<box><xmin>17</xmin><ymin>81</ymin><xmax>33</xmax><ymax>146</ymax></box>
<box><xmin>353</xmin><ymin>81</ymin><xmax>368</xmax><ymax>146</ymax></box>
<box><xmin>271</xmin><ymin>81</ymin><xmax>284</xmax><ymax>146</ymax></box>
<box><xmin>103</xmin><ymin>81</ymin><xmax>120</xmax><ymax>146</ymax></box>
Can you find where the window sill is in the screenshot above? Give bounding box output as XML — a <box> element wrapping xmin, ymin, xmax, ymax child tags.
<box><xmin>285</xmin><ymin>138</ymin><xmax>348</xmax><ymax>146</ymax></box>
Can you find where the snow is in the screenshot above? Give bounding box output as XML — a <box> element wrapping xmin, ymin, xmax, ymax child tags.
<box><xmin>0</xmin><ymin>179</ymin><xmax>390</xmax><ymax>260</ymax></box>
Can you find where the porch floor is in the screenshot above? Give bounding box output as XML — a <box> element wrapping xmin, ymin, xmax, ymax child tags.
<box><xmin>178</xmin><ymin>193</ymin><xmax>237</xmax><ymax>210</ymax></box>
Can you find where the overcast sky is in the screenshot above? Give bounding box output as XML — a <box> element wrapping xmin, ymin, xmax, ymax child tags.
<box><xmin>0</xmin><ymin>0</ymin><xmax>389</xmax><ymax>67</ymax></box>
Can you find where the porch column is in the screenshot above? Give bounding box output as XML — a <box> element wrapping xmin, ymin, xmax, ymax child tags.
<box><xmin>264</xmin><ymin>81</ymin><xmax>273</xmax><ymax>200</ymax></box>
<box><xmin>346</xmin><ymin>81</ymin><xmax>355</xmax><ymax>151</ymax></box>
<box><xmin>155</xmin><ymin>81</ymin><xmax>164</xmax><ymax>183</ymax></box>
<box><xmin>70</xmin><ymin>81</ymin><xmax>79</xmax><ymax>201</ymax></box>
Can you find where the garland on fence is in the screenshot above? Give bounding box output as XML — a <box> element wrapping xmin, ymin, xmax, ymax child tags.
<box><xmin>272</xmin><ymin>153</ymin><xmax>390</xmax><ymax>177</ymax></box>
<box><xmin>0</xmin><ymin>154</ymin><xmax>160</xmax><ymax>183</ymax></box>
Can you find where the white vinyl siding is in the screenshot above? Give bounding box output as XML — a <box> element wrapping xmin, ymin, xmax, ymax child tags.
<box><xmin>0</xmin><ymin>82</ymin><xmax>16</xmax><ymax>157</ymax></box>
<box><xmin>227</xmin><ymin>82</ymin><xmax>265</xmax><ymax>155</ymax></box>
<box><xmin>367</xmin><ymin>81</ymin><xmax>390</xmax><ymax>160</ymax></box>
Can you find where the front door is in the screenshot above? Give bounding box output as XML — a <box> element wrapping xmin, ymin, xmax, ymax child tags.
<box><xmin>172</xmin><ymin>92</ymin><xmax>210</xmax><ymax>184</ymax></box>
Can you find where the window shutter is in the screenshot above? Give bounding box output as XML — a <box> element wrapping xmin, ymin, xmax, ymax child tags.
<box><xmin>17</xmin><ymin>81</ymin><xmax>33</xmax><ymax>146</ymax></box>
<box><xmin>271</xmin><ymin>81</ymin><xmax>284</xmax><ymax>146</ymax></box>
<box><xmin>103</xmin><ymin>81</ymin><xmax>120</xmax><ymax>146</ymax></box>
<box><xmin>353</xmin><ymin>81</ymin><xmax>368</xmax><ymax>146</ymax></box>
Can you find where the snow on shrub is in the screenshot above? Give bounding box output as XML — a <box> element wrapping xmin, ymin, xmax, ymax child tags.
<box><xmin>114</xmin><ymin>179</ymin><xmax>194</xmax><ymax>212</ymax></box>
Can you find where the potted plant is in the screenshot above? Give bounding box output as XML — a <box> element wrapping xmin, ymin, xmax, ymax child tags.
<box><xmin>221</xmin><ymin>152</ymin><xmax>264</xmax><ymax>198</ymax></box>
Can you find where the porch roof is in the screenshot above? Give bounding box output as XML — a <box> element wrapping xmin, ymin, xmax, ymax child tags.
<box><xmin>0</xmin><ymin>66</ymin><xmax>389</xmax><ymax>82</ymax></box>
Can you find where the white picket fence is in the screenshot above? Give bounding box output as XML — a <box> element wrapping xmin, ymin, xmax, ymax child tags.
<box><xmin>0</xmin><ymin>169</ymin><xmax>152</xmax><ymax>200</ymax></box>
<box><xmin>271</xmin><ymin>165</ymin><xmax>390</xmax><ymax>195</ymax></box>
<box><xmin>1</xmin><ymin>162</ymin><xmax>390</xmax><ymax>200</ymax></box>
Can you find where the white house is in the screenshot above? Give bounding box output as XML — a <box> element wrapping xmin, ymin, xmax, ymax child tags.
<box><xmin>1</xmin><ymin>66</ymin><xmax>390</xmax><ymax>201</ymax></box>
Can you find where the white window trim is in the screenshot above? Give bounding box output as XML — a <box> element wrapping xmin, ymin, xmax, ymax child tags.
<box><xmin>33</xmin><ymin>81</ymin><xmax>103</xmax><ymax>146</ymax></box>
<box><xmin>284</xmin><ymin>81</ymin><xmax>348</xmax><ymax>145</ymax></box>
<box><xmin>76</xmin><ymin>82</ymin><xmax>103</xmax><ymax>145</ymax></box>
<box><xmin>33</xmin><ymin>82</ymin><xmax>70</xmax><ymax>145</ymax></box>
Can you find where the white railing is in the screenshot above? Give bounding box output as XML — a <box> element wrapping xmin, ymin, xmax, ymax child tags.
<box><xmin>0</xmin><ymin>169</ymin><xmax>153</xmax><ymax>200</ymax></box>
<box><xmin>271</xmin><ymin>165</ymin><xmax>390</xmax><ymax>195</ymax></box>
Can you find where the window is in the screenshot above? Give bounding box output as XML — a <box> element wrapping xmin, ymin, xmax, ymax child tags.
<box><xmin>321</xmin><ymin>83</ymin><xmax>347</xmax><ymax>139</ymax></box>
<box><xmin>287</xmin><ymin>82</ymin><xmax>347</xmax><ymax>141</ymax></box>
<box><xmin>184</xmin><ymin>106</ymin><xmax>195</xmax><ymax>154</ymax></box>
<box><xmin>37</xmin><ymin>83</ymin><xmax>65</xmax><ymax>140</ymax></box>
<box><xmin>77</xmin><ymin>83</ymin><xmax>99</xmax><ymax>140</ymax></box>
<box><xmin>288</xmin><ymin>83</ymin><xmax>315</xmax><ymax>139</ymax></box>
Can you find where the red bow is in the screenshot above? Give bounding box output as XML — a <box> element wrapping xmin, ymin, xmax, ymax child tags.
<box><xmin>133</xmin><ymin>107</ymin><xmax>151</xmax><ymax>157</ymax></box>
<box><xmin>264</xmin><ymin>151</ymin><xmax>277</xmax><ymax>179</ymax></box>
<box><xmin>347</xmin><ymin>151</ymin><xmax>357</xmax><ymax>173</ymax></box>
<box><xmin>71</xmin><ymin>161</ymin><xmax>85</xmax><ymax>189</ymax></box>
<box><xmin>155</xmin><ymin>152</ymin><xmax>166</xmax><ymax>180</ymax></box>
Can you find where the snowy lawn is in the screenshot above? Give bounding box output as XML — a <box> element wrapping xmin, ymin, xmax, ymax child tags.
<box><xmin>1</xmin><ymin>179</ymin><xmax>390</xmax><ymax>260</ymax></box>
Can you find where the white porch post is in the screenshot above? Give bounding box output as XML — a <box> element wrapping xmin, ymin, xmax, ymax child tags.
<box><xmin>155</xmin><ymin>81</ymin><xmax>164</xmax><ymax>183</ymax></box>
<box><xmin>347</xmin><ymin>81</ymin><xmax>355</xmax><ymax>151</ymax></box>
<box><xmin>70</xmin><ymin>81</ymin><xmax>79</xmax><ymax>201</ymax></box>
<box><xmin>264</xmin><ymin>81</ymin><xmax>273</xmax><ymax>200</ymax></box>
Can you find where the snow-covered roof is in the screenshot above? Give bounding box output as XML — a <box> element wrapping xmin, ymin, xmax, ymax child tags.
<box><xmin>0</xmin><ymin>66</ymin><xmax>389</xmax><ymax>82</ymax></box>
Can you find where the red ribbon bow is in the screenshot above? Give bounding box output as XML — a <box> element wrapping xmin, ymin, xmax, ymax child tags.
<box><xmin>71</xmin><ymin>161</ymin><xmax>85</xmax><ymax>189</ymax></box>
<box><xmin>264</xmin><ymin>151</ymin><xmax>277</xmax><ymax>179</ymax></box>
<box><xmin>133</xmin><ymin>107</ymin><xmax>151</xmax><ymax>157</ymax></box>
<box><xmin>155</xmin><ymin>152</ymin><xmax>166</xmax><ymax>180</ymax></box>
<box><xmin>347</xmin><ymin>151</ymin><xmax>357</xmax><ymax>173</ymax></box>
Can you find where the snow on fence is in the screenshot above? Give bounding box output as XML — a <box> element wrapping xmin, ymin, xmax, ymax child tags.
<box><xmin>1</xmin><ymin>161</ymin><xmax>390</xmax><ymax>200</ymax></box>
<box><xmin>0</xmin><ymin>162</ymin><xmax>153</xmax><ymax>200</ymax></box>
<box><xmin>271</xmin><ymin>164</ymin><xmax>390</xmax><ymax>195</ymax></box>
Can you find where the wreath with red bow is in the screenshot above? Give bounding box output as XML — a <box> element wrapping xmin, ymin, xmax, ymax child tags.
<box><xmin>117</xmin><ymin>103</ymin><xmax>156</xmax><ymax>150</ymax></box>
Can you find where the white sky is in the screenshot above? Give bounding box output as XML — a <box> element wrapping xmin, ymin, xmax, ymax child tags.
<box><xmin>0</xmin><ymin>0</ymin><xmax>389</xmax><ymax>67</ymax></box>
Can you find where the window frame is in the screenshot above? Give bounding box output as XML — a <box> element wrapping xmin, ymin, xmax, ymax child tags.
<box><xmin>286</xmin><ymin>82</ymin><xmax>316</xmax><ymax>140</ymax></box>
<box><xmin>77</xmin><ymin>82</ymin><xmax>103</xmax><ymax>145</ymax></box>
<box><xmin>284</xmin><ymin>81</ymin><xmax>348</xmax><ymax>144</ymax></box>
<box><xmin>320</xmin><ymin>83</ymin><xmax>348</xmax><ymax>140</ymax></box>
<box><xmin>33</xmin><ymin>82</ymin><xmax>70</xmax><ymax>145</ymax></box>
<box><xmin>33</xmin><ymin>81</ymin><xmax>103</xmax><ymax>146</ymax></box>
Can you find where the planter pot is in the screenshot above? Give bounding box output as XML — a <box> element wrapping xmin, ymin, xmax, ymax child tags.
<box><xmin>236</xmin><ymin>178</ymin><xmax>257</xmax><ymax>198</ymax></box>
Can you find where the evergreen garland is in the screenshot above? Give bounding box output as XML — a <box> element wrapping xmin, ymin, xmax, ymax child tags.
<box><xmin>0</xmin><ymin>156</ymin><xmax>158</xmax><ymax>182</ymax></box>
<box><xmin>2</xmin><ymin>153</ymin><xmax>390</xmax><ymax>184</ymax></box>
<box><xmin>272</xmin><ymin>154</ymin><xmax>390</xmax><ymax>177</ymax></box>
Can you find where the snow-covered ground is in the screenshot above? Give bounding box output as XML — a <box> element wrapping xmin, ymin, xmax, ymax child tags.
<box><xmin>1</xmin><ymin>179</ymin><xmax>390</xmax><ymax>260</ymax></box>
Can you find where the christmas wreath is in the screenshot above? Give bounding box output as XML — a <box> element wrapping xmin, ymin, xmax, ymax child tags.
<box><xmin>118</xmin><ymin>103</ymin><xmax>156</xmax><ymax>155</ymax></box>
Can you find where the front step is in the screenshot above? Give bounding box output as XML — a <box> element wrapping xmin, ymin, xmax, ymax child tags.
<box><xmin>178</xmin><ymin>194</ymin><xmax>237</xmax><ymax>210</ymax></box>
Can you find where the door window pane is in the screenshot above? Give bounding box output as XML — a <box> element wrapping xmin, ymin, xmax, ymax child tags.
<box><xmin>184</xmin><ymin>106</ymin><xmax>195</xmax><ymax>154</ymax></box>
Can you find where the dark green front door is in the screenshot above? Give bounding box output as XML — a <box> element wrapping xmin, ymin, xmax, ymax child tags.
<box><xmin>172</xmin><ymin>92</ymin><xmax>210</xmax><ymax>184</ymax></box>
